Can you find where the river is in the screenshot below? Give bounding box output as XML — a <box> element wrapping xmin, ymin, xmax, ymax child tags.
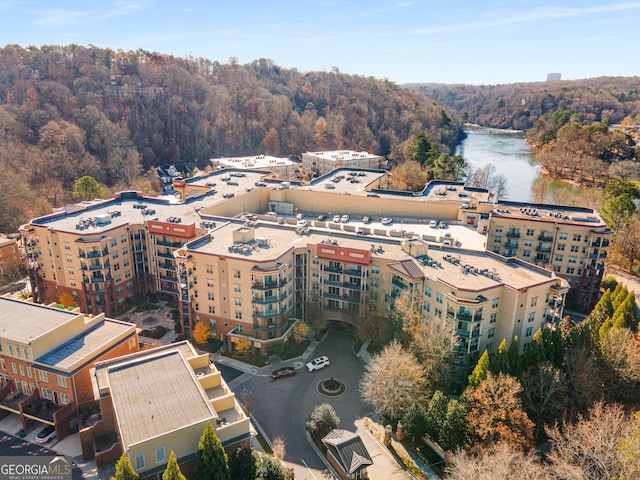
<box><xmin>455</xmin><ymin>126</ymin><xmax>539</xmax><ymax>202</ymax></box>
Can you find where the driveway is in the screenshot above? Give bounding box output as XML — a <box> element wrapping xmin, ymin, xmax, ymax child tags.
<box><xmin>244</xmin><ymin>327</ymin><xmax>372</xmax><ymax>480</ymax></box>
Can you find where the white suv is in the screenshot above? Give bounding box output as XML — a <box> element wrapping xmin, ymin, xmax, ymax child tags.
<box><xmin>306</xmin><ymin>356</ymin><xmax>330</xmax><ymax>372</ymax></box>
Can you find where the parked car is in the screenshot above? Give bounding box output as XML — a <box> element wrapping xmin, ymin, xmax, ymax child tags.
<box><xmin>429</xmin><ymin>220</ymin><xmax>437</xmax><ymax>228</ymax></box>
<box><xmin>333</xmin><ymin>215</ymin><xmax>341</xmax><ymax>223</ymax></box>
<box><xmin>381</xmin><ymin>217</ymin><xmax>393</xmax><ymax>225</ymax></box>
<box><xmin>296</xmin><ymin>213</ymin><xmax>304</xmax><ymax>220</ymax></box>
<box><xmin>271</xmin><ymin>367</ymin><xmax>296</xmax><ymax>379</ymax></box>
<box><xmin>438</xmin><ymin>221</ymin><xmax>448</xmax><ymax>228</ymax></box>
<box><xmin>306</xmin><ymin>356</ymin><xmax>330</xmax><ymax>372</ymax></box>
<box><xmin>340</xmin><ymin>214</ymin><xmax>350</xmax><ymax>223</ymax></box>
<box><xmin>317</xmin><ymin>214</ymin><xmax>327</xmax><ymax>221</ymax></box>
<box><xmin>297</xmin><ymin>220</ymin><xmax>308</xmax><ymax>227</ymax></box>
<box><xmin>362</xmin><ymin>216</ymin><xmax>371</xmax><ymax>224</ymax></box>
<box><xmin>35</xmin><ymin>425</ymin><xmax>56</xmax><ymax>443</ymax></box>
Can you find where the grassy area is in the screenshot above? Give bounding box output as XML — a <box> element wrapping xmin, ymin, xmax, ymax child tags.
<box><xmin>223</xmin><ymin>351</ymin><xmax>270</xmax><ymax>367</ymax></box>
<box><xmin>133</xmin><ymin>303</ymin><xmax>161</xmax><ymax>313</ymax></box>
<box><xmin>139</xmin><ymin>325</ymin><xmax>169</xmax><ymax>339</ymax></box>
<box><xmin>280</xmin><ymin>339</ymin><xmax>309</xmax><ymax>360</ymax></box>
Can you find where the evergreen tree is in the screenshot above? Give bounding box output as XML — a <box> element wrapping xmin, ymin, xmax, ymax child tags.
<box><xmin>468</xmin><ymin>349</ymin><xmax>490</xmax><ymax>387</ymax></box>
<box><xmin>402</xmin><ymin>400</ymin><xmax>428</xmax><ymax>441</ymax></box>
<box><xmin>592</xmin><ymin>289</ymin><xmax>614</xmax><ymax>318</ymax></box>
<box><xmin>612</xmin><ymin>292</ymin><xmax>639</xmax><ymax>331</ymax></box>
<box><xmin>440</xmin><ymin>398</ymin><xmax>467</xmax><ymax>452</ymax></box>
<box><xmin>425</xmin><ymin>390</ymin><xmax>448</xmax><ymax>440</ymax></box>
<box><xmin>507</xmin><ymin>336</ymin><xmax>522</xmax><ymax>377</ymax></box>
<box><xmin>162</xmin><ymin>452</ymin><xmax>187</xmax><ymax>480</ymax></box>
<box><xmin>256</xmin><ymin>455</ymin><xmax>290</xmax><ymax>480</ymax></box>
<box><xmin>111</xmin><ymin>453</ymin><xmax>140</xmax><ymax>480</ymax></box>
<box><xmin>196</xmin><ymin>421</ymin><xmax>230</xmax><ymax>480</ymax></box>
<box><xmin>489</xmin><ymin>339</ymin><xmax>509</xmax><ymax>375</ymax></box>
<box><xmin>228</xmin><ymin>447</ymin><xmax>256</xmax><ymax>480</ymax></box>
<box><xmin>611</xmin><ymin>284</ymin><xmax>628</xmax><ymax>311</ymax></box>
<box><xmin>522</xmin><ymin>329</ymin><xmax>545</xmax><ymax>369</ymax></box>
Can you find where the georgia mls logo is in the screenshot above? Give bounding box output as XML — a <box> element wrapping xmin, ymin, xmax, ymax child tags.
<box><xmin>0</xmin><ymin>455</ymin><xmax>72</xmax><ymax>480</ymax></box>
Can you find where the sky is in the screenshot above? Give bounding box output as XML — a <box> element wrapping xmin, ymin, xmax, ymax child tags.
<box><xmin>1</xmin><ymin>0</ymin><xmax>639</xmax><ymax>85</ymax></box>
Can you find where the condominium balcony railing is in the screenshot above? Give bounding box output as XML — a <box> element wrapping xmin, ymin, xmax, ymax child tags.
<box><xmin>252</xmin><ymin>293</ymin><xmax>288</xmax><ymax>304</ymax></box>
<box><xmin>252</xmin><ymin>279</ymin><xmax>288</xmax><ymax>289</ymax></box>
<box><xmin>253</xmin><ymin>308</ymin><xmax>288</xmax><ymax>318</ymax></box>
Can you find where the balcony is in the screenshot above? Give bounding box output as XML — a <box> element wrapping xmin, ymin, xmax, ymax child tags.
<box><xmin>342</xmin><ymin>281</ymin><xmax>363</xmax><ymax>290</ymax></box>
<box><xmin>538</xmin><ymin>233</ymin><xmax>553</xmax><ymax>242</ymax></box>
<box><xmin>536</xmin><ymin>245</ymin><xmax>551</xmax><ymax>253</ymax></box>
<box><xmin>322</xmin><ymin>278</ymin><xmax>342</xmax><ymax>287</ymax></box>
<box><xmin>83</xmin><ymin>275</ymin><xmax>109</xmax><ymax>283</ymax></box>
<box><xmin>155</xmin><ymin>239</ymin><xmax>183</xmax><ymax>248</ymax></box>
<box><xmin>252</xmin><ymin>279</ymin><xmax>288</xmax><ymax>289</ymax></box>
<box><xmin>157</xmin><ymin>251</ymin><xmax>174</xmax><ymax>259</ymax></box>
<box><xmin>322</xmin><ymin>265</ymin><xmax>343</xmax><ymax>274</ymax></box>
<box><xmin>253</xmin><ymin>307</ymin><xmax>288</xmax><ymax>318</ymax></box>
<box><xmin>79</xmin><ymin>249</ymin><xmax>109</xmax><ymax>258</ymax></box>
<box><xmin>506</xmin><ymin>230</ymin><xmax>520</xmax><ymax>238</ymax></box>
<box><xmin>391</xmin><ymin>278</ymin><xmax>408</xmax><ymax>289</ymax></box>
<box><xmin>344</xmin><ymin>269</ymin><xmax>365</xmax><ymax>278</ymax></box>
<box><xmin>157</xmin><ymin>262</ymin><xmax>175</xmax><ymax>271</ymax></box>
<box><xmin>252</xmin><ymin>293</ymin><xmax>288</xmax><ymax>304</ymax></box>
<box><xmin>456</xmin><ymin>329</ymin><xmax>481</xmax><ymax>338</ymax></box>
<box><xmin>81</xmin><ymin>261</ymin><xmax>110</xmax><ymax>271</ymax></box>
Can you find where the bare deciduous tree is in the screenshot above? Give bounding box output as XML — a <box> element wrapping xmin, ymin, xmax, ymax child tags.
<box><xmin>445</xmin><ymin>443</ymin><xmax>551</xmax><ymax>480</ymax></box>
<box><xmin>359</xmin><ymin>340</ymin><xmax>427</xmax><ymax>421</ymax></box>
<box><xmin>546</xmin><ymin>401</ymin><xmax>635</xmax><ymax>480</ymax></box>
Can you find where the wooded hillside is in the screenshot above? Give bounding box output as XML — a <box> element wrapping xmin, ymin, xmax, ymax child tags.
<box><xmin>408</xmin><ymin>77</ymin><xmax>640</xmax><ymax>130</ymax></box>
<box><xmin>0</xmin><ymin>44</ymin><xmax>464</xmax><ymax>233</ymax></box>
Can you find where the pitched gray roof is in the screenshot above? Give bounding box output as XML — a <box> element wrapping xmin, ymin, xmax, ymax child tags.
<box><xmin>322</xmin><ymin>429</ymin><xmax>373</xmax><ymax>475</ymax></box>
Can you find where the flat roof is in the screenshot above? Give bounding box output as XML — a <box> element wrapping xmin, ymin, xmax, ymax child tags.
<box><xmin>303</xmin><ymin>150</ymin><xmax>382</xmax><ymax>161</ymax></box>
<box><xmin>492</xmin><ymin>201</ymin><xmax>607</xmax><ymax>227</ymax></box>
<box><xmin>187</xmin><ymin>221</ymin><xmax>556</xmax><ymax>291</ymax></box>
<box><xmin>106</xmin><ymin>348</ymin><xmax>215</xmax><ymax>448</ymax></box>
<box><xmin>0</xmin><ymin>298</ymin><xmax>78</xmax><ymax>344</ymax></box>
<box><xmin>35</xmin><ymin>319</ymin><xmax>135</xmax><ymax>373</ymax></box>
<box><xmin>211</xmin><ymin>155</ymin><xmax>296</xmax><ymax>169</ymax></box>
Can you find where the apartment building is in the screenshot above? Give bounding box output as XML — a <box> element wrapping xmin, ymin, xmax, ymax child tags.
<box><xmin>0</xmin><ymin>236</ymin><xmax>21</xmax><ymax>276</ymax></box>
<box><xmin>210</xmin><ymin>154</ymin><xmax>299</xmax><ymax>178</ymax></box>
<box><xmin>301</xmin><ymin>150</ymin><xmax>383</xmax><ymax>176</ymax></box>
<box><xmin>18</xmin><ymin>167</ymin><xmax>607</xmax><ymax>358</ymax></box>
<box><xmin>0</xmin><ymin>297</ymin><xmax>137</xmax><ymax>438</ymax></box>
<box><xmin>486</xmin><ymin>202</ymin><xmax>612</xmax><ymax>311</ymax></box>
<box><xmin>87</xmin><ymin>341</ymin><xmax>253</xmax><ymax>478</ymax></box>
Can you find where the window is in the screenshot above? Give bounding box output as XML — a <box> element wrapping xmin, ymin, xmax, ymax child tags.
<box><xmin>493</xmin><ymin>236</ymin><xmax>502</xmax><ymax>243</ymax></box>
<box><xmin>125</xmin><ymin>270</ymin><xmax>131</xmax><ymax>279</ymax></box>
<box><xmin>122</xmin><ymin>247</ymin><xmax>128</xmax><ymax>255</ymax></box>
<box><xmin>236</xmin><ymin>324</ymin><xmax>243</xmax><ymax>332</ymax></box>
<box><xmin>121</xmin><ymin>235</ymin><xmax>127</xmax><ymax>243</ymax></box>
<box><xmin>524</xmin><ymin>240</ymin><xmax>532</xmax><ymax>247</ymax></box>
<box><xmin>0</xmin><ymin>342</ymin><xmax>2</xmax><ymax>352</ymax></box>
<box><xmin>208</xmin><ymin>292</ymin><xmax>214</xmax><ymax>301</ymax></box>
<box><xmin>110</xmin><ymin>239</ymin><xmax>117</xmax><ymax>247</ymax></box>
<box><xmin>58</xmin><ymin>375</ymin><xmax>67</xmax><ymax>387</ymax></box>
<box><xmin>566</xmin><ymin>267</ymin><xmax>575</xmax><ymax>274</ymax></box>
<box><xmin>495</xmin><ymin>226</ymin><xmax>503</xmax><ymax>233</ymax></box>
<box><xmin>558</xmin><ymin>233</ymin><xmax>567</xmax><ymax>240</ymax></box>
<box><xmin>434</xmin><ymin>308</ymin><xmax>442</xmax><ymax>318</ymax></box>
<box><xmin>487</xmin><ymin>328</ymin><xmax>495</xmax><ymax>339</ymax></box>
<box><xmin>525</xmin><ymin>327</ymin><xmax>533</xmax><ymax>337</ymax></box>
<box><xmin>60</xmin><ymin>393</ymin><xmax>70</xmax><ymax>405</ymax></box>
<box><xmin>205</xmin><ymin>264</ymin><xmax>213</xmax><ymax>274</ymax></box>
<box><xmin>523</xmin><ymin>250</ymin><xmax>531</xmax><ymax>257</ymax></box>
<box><xmin>115</xmin><ymin>275</ymin><xmax>121</xmax><ymax>283</ymax></box>
<box><xmin>233</xmin><ymin>270</ymin><xmax>241</xmax><ymax>279</ymax></box>
<box><xmin>234</xmin><ymin>297</ymin><xmax>242</xmax><ymax>306</ymax></box>
<box><xmin>554</xmin><ymin>255</ymin><xmax>564</xmax><ymax>262</ymax></box>
<box><xmin>0</xmin><ymin>359</ymin><xmax>5</xmax><ymax>370</ymax></box>
<box><xmin>235</xmin><ymin>311</ymin><xmax>242</xmax><ymax>320</ymax></box>
<box><xmin>9</xmin><ymin>344</ymin><xmax>13</xmax><ymax>355</ymax></box>
<box><xmin>66</xmin><ymin>255</ymin><xmax>72</xmax><ymax>262</ymax></box>
<box><xmin>424</xmin><ymin>302</ymin><xmax>431</xmax><ymax>312</ymax></box>
<box><xmin>19</xmin><ymin>365</ymin><xmax>25</xmax><ymax>376</ymax></box>
<box><xmin>209</xmin><ymin>319</ymin><xmax>216</xmax><ymax>328</ymax></box>
<box><xmin>572</xmin><ymin>234</ymin><xmax>581</xmax><ymax>242</ymax></box>
<box><xmin>67</xmin><ymin>267</ymin><xmax>74</xmax><ymax>275</ymax></box>
<box><xmin>112</xmin><ymin>251</ymin><xmax>119</xmax><ymax>259</ymax></box>
<box><xmin>371</xmin><ymin>265</ymin><xmax>380</xmax><ymax>275</ymax></box>
<box><xmin>528</xmin><ymin>312</ymin><xmax>535</xmax><ymax>322</ymax></box>
<box><xmin>41</xmin><ymin>388</ymin><xmax>52</xmax><ymax>400</ymax></box>
<box><xmin>155</xmin><ymin>446</ymin><xmax>165</xmax><ymax>463</ymax></box>
<box><xmin>135</xmin><ymin>453</ymin><xmax>145</xmax><ymax>470</ymax></box>
<box><xmin>490</xmin><ymin>313</ymin><xmax>497</xmax><ymax>323</ymax></box>
<box><xmin>530</xmin><ymin>297</ymin><xmax>538</xmax><ymax>307</ymax></box>
<box><xmin>568</xmin><ymin>256</ymin><xmax>577</xmax><ymax>264</ymax></box>
<box><xmin>207</xmin><ymin>279</ymin><xmax>214</xmax><ymax>287</ymax></box>
<box><xmin>123</xmin><ymin>258</ymin><xmax>130</xmax><ymax>267</ymax></box>
<box><xmin>234</xmin><ymin>284</ymin><xmax>242</xmax><ymax>293</ymax></box>
<box><xmin>12</xmin><ymin>363</ymin><xmax>17</xmax><ymax>374</ymax></box>
<box><xmin>64</xmin><ymin>242</ymin><xmax>70</xmax><ymax>250</ymax></box>
<box><xmin>16</xmin><ymin>346</ymin><xmax>21</xmax><ymax>358</ymax></box>
<box><xmin>492</xmin><ymin>298</ymin><xmax>499</xmax><ymax>308</ymax></box>
<box><xmin>39</xmin><ymin>370</ymin><xmax>48</xmax><ymax>382</ymax></box>
<box><xmin>526</xmin><ymin>229</ymin><xmax>534</xmax><ymax>236</ymax></box>
<box><xmin>436</xmin><ymin>293</ymin><xmax>443</xmax><ymax>304</ymax></box>
<box><xmin>113</xmin><ymin>263</ymin><xmax>120</xmax><ymax>271</ymax></box>
<box><xmin>556</xmin><ymin>244</ymin><xmax>565</xmax><ymax>251</ymax></box>
<box><xmin>425</xmin><ymin>287</ymin><xmax>432</xmax><ymax>297</ymax></box>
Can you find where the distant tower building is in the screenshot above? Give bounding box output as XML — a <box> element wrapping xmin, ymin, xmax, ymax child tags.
<box><xmin>547</xmin><ymin>72</ymin><xmax>562</xmax><ymax>81</ymax></box>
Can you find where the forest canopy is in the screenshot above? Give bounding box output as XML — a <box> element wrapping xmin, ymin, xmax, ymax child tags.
<box><xmin>0</xmin><ymin>44</ymin><xmax>464</xmax><ymax>233</ymax></box>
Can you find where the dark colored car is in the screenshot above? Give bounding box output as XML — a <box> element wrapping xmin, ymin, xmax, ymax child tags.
<box><xmin>317</xmin><ymin>214</ymin><xmax>327</xmax><ymax>221</ymax></box>
<box><xmin>271</xmin><ymin>367</ymin><xmax>296</xmax><ymax>379</ymax></box>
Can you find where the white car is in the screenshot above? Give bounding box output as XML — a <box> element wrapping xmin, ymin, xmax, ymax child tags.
<box><xmin>306</xmin><ymin>356</ymin><xmax>330</xmax><ymax>372</ymax></box>
<box><xmin>297</xmin><ymin>220</ymin><xmax>308</xmax><ymax>227</ymax></box>
<box><xmin>381</xmin><ymin>217</ymin><xmax>393</xmax><ymax>225</ymax></box>
<box><xmin>429</xmin><ymin>220</ymin><xmax>437</xmax><ymax>228</ymax></box>
<box><xmin>296</xmin><ymin>213</ymin><xmax>304</xmax><ymax>220</ymax></box>
<box><xmin>341</xmin><ymin>214</ymin><xmax>350</xmax><ymax>223</ymax></box>
<box><xmin>333</xmin><ymin>215</ymin><xmax>341</xmax><ymax>223</ymax></box>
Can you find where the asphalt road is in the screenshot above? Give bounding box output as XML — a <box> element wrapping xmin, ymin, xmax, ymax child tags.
<box><xmin>243</xmin><ymin>327</ymin><xmax>371</xmax><ymax>480</ymax></box>
<box><xmin>0</xmin><ymin>431</ymin><xmax>83</xmax><ymax>480</ymax></box>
